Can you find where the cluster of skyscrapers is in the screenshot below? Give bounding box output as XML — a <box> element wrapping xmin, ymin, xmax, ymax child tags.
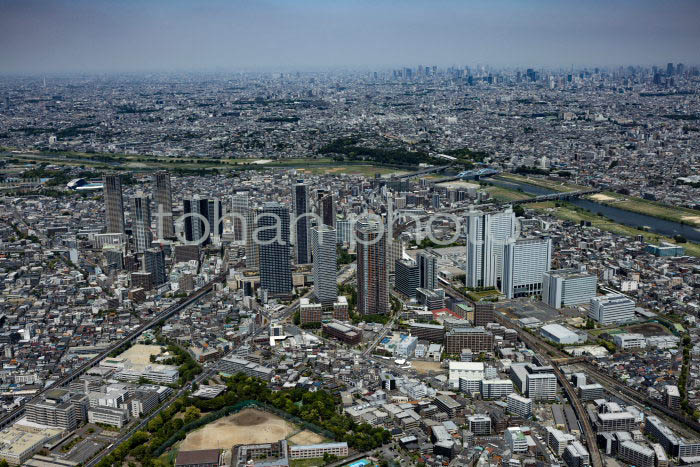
<box><xmin>464</xmin><ymin>206</ymin><xmax>552</xmax><ymax>299</ymax></box>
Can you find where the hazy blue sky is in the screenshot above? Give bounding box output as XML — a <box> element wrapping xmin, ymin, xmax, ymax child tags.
<box><xmin>2</xmin><ymin>0</ymin><xmax>699</xmax><ymax>73</ymax></box>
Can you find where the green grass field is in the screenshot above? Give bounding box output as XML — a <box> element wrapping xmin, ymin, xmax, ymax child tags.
<box><xmin>498</xmin><ymin>173</ymin><xmax>588</xmax><ymax>192</ymax></box>
<box><xmin>484</xmin><ymin>185</ymin><xmax>534</xmax><ymax>202</ymax></box>
<box><xmin>1</xmin><ymin>149</ymin><xmax>409</xmax><ymax>177</ymax></box>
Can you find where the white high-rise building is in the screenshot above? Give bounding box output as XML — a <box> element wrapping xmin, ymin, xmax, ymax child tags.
<box><xmin>526</xmin><ymin>372</ymin><xmax>557</xmax><ymax>401</ymax></box>
<box><xmin>589</xmin><ymin>294</ymin><xmax>635</xmax><ymax>325</ymax></box>
<box><xmin>502</xmin><ymin>237</ymin><xmax>552</xmax><ymax>299</ymax></box>
<box><xmin>543</xmin><ymin>268</ymin><xmax>597</xmax><ymax>309</ymax></box>
<box><xmin>312</xmin><ymin>225</ymin><xmax>338</xmax><ymax>308</ymax></box>
<box><xmin>465</xmin><ymin>207</ymin><xmax>516</xmax><ymax>288</ymax></box>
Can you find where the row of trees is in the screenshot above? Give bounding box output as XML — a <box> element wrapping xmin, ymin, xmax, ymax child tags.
<box><xmin>192</xmin><ymin>373</ymin><xmax>391</xmax><ymax>451</ymax></box>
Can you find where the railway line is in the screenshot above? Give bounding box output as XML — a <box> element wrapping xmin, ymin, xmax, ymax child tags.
<box><xmin>439</xmin><ymin>284</ymin><xmax>603</xmax><ymax>467</ymax></box>
<box><xmin>0</xmin><ymin>272</ymin><xmax>227</xmax><ymax>430</ymax></box>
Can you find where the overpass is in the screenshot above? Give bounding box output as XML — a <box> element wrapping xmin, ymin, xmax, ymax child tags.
<box><xmin>0</xmin><ymin>272</ymin><xmax>227</xmax><ymax>430</ymax></box>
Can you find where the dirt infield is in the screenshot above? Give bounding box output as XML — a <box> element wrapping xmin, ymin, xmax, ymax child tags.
<box><xmin>179</xmin><ymin>408</ymin><xmax>296</xmax><ymax>450</ymax></box>
<box><xmin>411</xmin><ymin>361</ymin><xmax>444</xmax><ymax>374</ymax></box>
<box><xmin>117</xmin><ymin>344</ymin><xmax>163</xmax><ymax>365</ymax></box>
<box><xmin>287</xmin><ymin>430</ymin><xmax>326</xmax><ymax>445</ymax></box>
<box><xmin>625</xmin><ymin>322</ymin><xmax>671</xmax><ymax>337</ymax></box>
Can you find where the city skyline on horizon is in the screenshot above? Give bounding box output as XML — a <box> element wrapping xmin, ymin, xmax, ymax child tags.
<box><xmin>2</xmin><ymin>0</ymin><xmax>699</xmax><ymax>74</ymax></box>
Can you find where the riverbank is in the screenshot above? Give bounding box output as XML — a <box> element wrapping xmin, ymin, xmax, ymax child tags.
<box><xmin>0</xmin><ymin>149</ymin><xmax>408</xmax><ymax>177</ymax></box>
<box><xmin>496</xmin><ymin>173</ymin><xmax>588</xmax><ymax>192</ymax></box>
<box><xmin>489</xmin><ymin>177</ymin><xmax>700</xmax><ymax>243</ymax></box>
<box><xmin>529</xmin><ymin>201</ymin><xmax>700</xmax><ymax>257</ymax></box>
<box><xmin>584</xmin><ymin>191</ymin><xmax>700</xmax><ymax>227</ymax></box>
<box><xmin>497</xmin><ymin>172</ymin><xmax>700</xmax><ymax>230</ymax></box>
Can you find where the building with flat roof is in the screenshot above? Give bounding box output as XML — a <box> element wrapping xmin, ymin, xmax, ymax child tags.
<box><xmin>540</xmin><ymin>323</ymin><xmax>580</xmax><ymax>345</ymax></box>
<box><xmin>563</xmin><ymin>441</ymin><xmax>590</xmax><ymax>467</ymax></box>
<box><xmin>613</xmin><ymin>333</ymin><xmax>647</xmax><ymax>350</ymax></box>
<box><xmin>589</xmin><ymin>294</ymin><xmax>635</xmax><ymax>325</ymax></box>
<box><xmin>289</xmin><ymin>442</ymin><xmax>349</xmax><ymax>460</ymax></box>
<box><xmin>175</xmin><ymin>449</ymin><xmax>222</xmax><ymax>467</ymax></box>
<box><xmin>505</xmin><ymin>427</ymin><xmax>528</xmax><ymax>453</ymax></box>
<box><xmin>468</xmin><ymin>415</ymin><xmax>491</xmax><ymax>436</ymax></box>
<box><xmin>445</xmin><ymin>327</ymin><xmax>493</xmax><ymax>354</ymax></box>
<box><xmin>449</xmin><ymin>361</ymin><xmax>484</xmax><ymax>389</ymax></box>
<box><xmin>646</xmin><ymin>243</ymin><xmax>685</xmax><ymax>257</ymax></box>
<box><xmin>410</xmin><ymin>323</ymin><xmax>445</xmax><ymax>343</ymax></box>
<box><xmin>618</xmin><ymin>440</ymin><xmax>655</xmax><ymax>467</ymax></box>
<box><xmin>0</xmin><ymin>426</ymin><xmax>64</xmax><ymax>466</ymax></box>
<box><xmin>502</xmin><ymin>237</ymin><xmax>552</xmax><ymax>299</ymax></box>
<box><xmin>322</xmin><ymin>320</ymin><xmax>362</xmax><ymax>345</ymax></box>
<box><xmin>546</xmin><ymin>426</ymin><xmax>575</xmax><ymax>456</ymax></box>
<box><xmin>507</xmin><ymin>393</ymin><xmax>533</xmax><ymax>418</ymax></box>
<box><xmin>543</xmin><ymin>268</ymin><xmax>597</xmax><ymax>309</ymax></box>
<box><xmin>219</xmin><ymin>355</ymin><xmax>274</xmax><ymax>381</ymax></box>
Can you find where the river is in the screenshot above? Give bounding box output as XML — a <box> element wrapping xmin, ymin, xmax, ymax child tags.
<box><xmin>489</xmin><ymin>177</ymin><xmax>700</xmax><ymax>243</ymax></box>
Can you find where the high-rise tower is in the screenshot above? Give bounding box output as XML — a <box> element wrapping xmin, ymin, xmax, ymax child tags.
<box><xmin>356</xmin><ymin>220</ymin><xmax>388</xmax><ymax>315</ymax></box>
<box><xmin>294</xmin><ymin>181</ymin><xmax>311</xmax><ymax>264</ymax></box>
<box><xmin>258</xmin><ymin>202</ymin><xmax>292</xmax><ymax>297</ymax></box>
<box><xmin>131</xmin><ymin>193</ymin><xmax>152</xmax><ymax>253</ymax></box>
<box><xmin>465</xmin><ymin>207</ymin><xmax>516</xmax><ymax>289</ymax></box>
<box><xmin>153</xmin><ymin>171</ymin><xmax>174</xmax><ymax>239</ymax></box>
<box><xmin>103</xmin><ymin>174</ymin><xmax>125</xmax><ymax>234</ymax></box>
<box><xmin>311</xmin><ymin>225</ymin><xmax>338</xmax><ymax>308</ymax></box>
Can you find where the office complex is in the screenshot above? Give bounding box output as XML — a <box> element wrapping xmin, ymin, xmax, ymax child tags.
<box><xmin>319</xmin><ymin>192</ymin><xmax>336</xmax><ymax>228</ymax></box>
<box><xmin>131</xmin><ymin>193</ymin><xmax>152</xmax><ymax>253</ymax></box>
<box><xmin>356</xmin><ymin>220</ymin><xmax>388</xmax><ymax>315</ymax></box>
<box><xmin>258</xmin><ymin>202</ymin><xmax>292</xmax><ymax>297</ymax></box>
<box><xmin>395</xmin><ymin>258</ymin><xmax>419</xmax><ymax>298</ymax></box>
<box><xmin>232</xmin><ymin>191</ymin><xmax>258</xmax><ymax>269</ymax></box>
<box><xmin>465</xmin><ymin>207</ymin><xmax>516</xmax><ymax>288</ymax></box>
<box><xmin>293</xmin><ymin>181</ymin><xmax>311</xmax><ymax>264</ymax></box>
<box><xmin>502</xmin><ymin>237</ymin><xmax>552</xmax><ymax>299</ymax></box>
<box><xmin>543</xmin><ymin>268</ymin><xmax>597</xmax><ymax>309</ymax></box>
<box><xmin>144</xmin><ymin>248</ymin><xmax>167</xmax><ymax>286</ymax></box>
<box><xmin>311</xmin><ymin>225</ymin><xmax>337</xmax><ymax>308</ymax></box>
<box><xmin>103</xmin><ymin>174</ymin><xmax>125</xmax><ymax>234</ymax></box>
<box><xmin>417</xmin><ymin>250</ymin><xmax>438</xmax><ymax>290</ymax></box>
<box><xmin>589</xmin><ymin>293</ymin><xmax>636</xmax><ymax>325</ymax></box>
<box><xmin>153</xmin><ymin>171</ymin><xmax>174</xmax><ymax>239</ymax></box>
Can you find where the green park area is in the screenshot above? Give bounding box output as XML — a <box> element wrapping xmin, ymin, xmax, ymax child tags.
<box><xmin>483</xmin><ymin>185</ymin><xmax>534</xmax><ymax>202</ymax></box>
<box><xmin>498</xmin><ymin>173</ymin><xmax>588</xmax><ymax>192</ymax></box>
